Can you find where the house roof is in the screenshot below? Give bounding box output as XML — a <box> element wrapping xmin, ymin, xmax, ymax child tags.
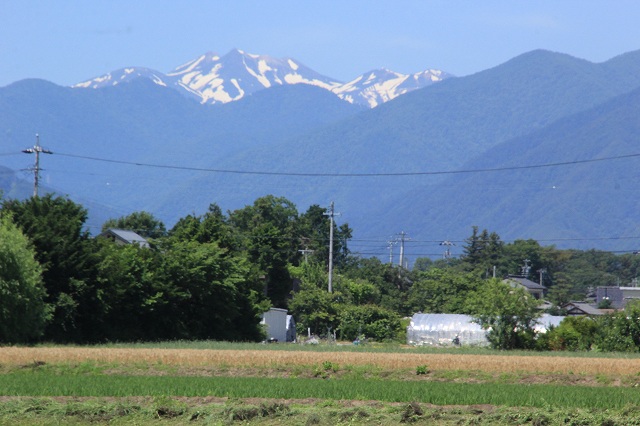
<box><xmin>503</xmin><ymin>275</ymin><xmax>546</xmax><ymax>290</ymax></box>
<box><xmin>100</xmin><ymin>228</ymin><xmax>150</xmax><ymax>247</ymax></box>
<box><xmin>562</xmin><ymin>302</ymin><xmax>603</xmax><ymax>316</ymax></box>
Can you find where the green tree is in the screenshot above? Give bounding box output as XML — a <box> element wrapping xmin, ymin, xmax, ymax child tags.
<box><xmin>339</xmin><ymin>257</ymin><xmax>413</xmax><ymax>315</ymax></box>
<box><xmin>407</xmin><ymin>268</ymin><xmax>482</xmax><ymax>314</ymax></box>
<box><xmin>298</xmin><ymin>204</ymin><xmax>353</xmax><ymax>269</ymax></box>
<box><xmin>95</xmin><ymin>241</ymin><xmax>170</xmax><ymax>341</ymax></box>
<box><xmin>539</xmin><ymin>316</ymin><xmax>598</xmax><ymax>351</ymax></box>
<box><xmin>0</xmin><ymin>216</ymin><xmax>51</xmax><ymax>343</ymax></box>
<box><xmin>289</xmin><ymin>286</ymin><xmax>341</xmax><ymax>336</ymax></box>
<box><xmin>461</xmin><ymin>227</ymin><xmax>505</xmax><ymax>277</ymax></box>
<box><xmin>228</xmin><ymin>195</ymin><xmax>300</xmax><ymax>308</ymax></box>
<box><xmin>594</xmin><ymin>300</ymin><xmax>640</xmax><ymax>352</ymax></box>
<box><xmin>2</xmin><ymin>195</ymin><xmax>100</xmax><ymax>342</ymax></box>
<box><xmin>168</xmin><ymin>204</ymin><xmax>238</xmax><ymax>250</ymax></box>
<box><xmin>467</xmin><ymin>279</ymin><xmax>542</xmax><ymax>350</ymax></box>
<box><xmin>337</xmin><ymin>304</ymin><xmax>401</xmax><ymax>342</ymax></box>
<box><xmin>102</xmin><ymin>211</ymin><xmax>166</xmax><ymax>239</ymax></box>
<box><xmin>335</xmin><ymin>277</ymin><xmax>381</xmax><ymax>306</ymax></box>
<box><xmin>162</xmin><ymin>239</ymin><xmax>264</xmax><ymax>341</ymax></box>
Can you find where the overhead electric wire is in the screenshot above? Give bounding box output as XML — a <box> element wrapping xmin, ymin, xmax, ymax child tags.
<box><xmin>52</xmin><ymin>151</ymin><xmax>640</xmax><ymax>178</ymax></box>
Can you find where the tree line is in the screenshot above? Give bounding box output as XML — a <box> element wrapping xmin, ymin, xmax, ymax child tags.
<box><xmin>3</xmin><ymin>194</ymin><xmax>640</xmax><ymax>350</ymax></box>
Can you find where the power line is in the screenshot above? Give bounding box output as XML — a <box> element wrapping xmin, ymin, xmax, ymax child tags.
<box><xmin>51</xmin><ymin>151</ymin><xmax>640</xmax><ymax>178</ymax></box>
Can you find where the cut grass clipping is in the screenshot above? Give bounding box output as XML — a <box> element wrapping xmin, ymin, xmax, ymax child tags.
<box><xmin>1</xmin><ymin>372</ymin><xmax>639</xmax><ymax>410</ymax></box>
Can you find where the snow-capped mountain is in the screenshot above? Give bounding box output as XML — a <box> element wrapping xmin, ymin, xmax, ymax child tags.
<box><xmin>73</xmin><ymin>67</ymin><xmax>171</xmax><ymax>89</ymax></box>
<box><xmin>73</xmin><ymin>49</ymin><xmax>451</xmax><ymax>107</ymax></box>
<box><xmin>333</xmin><ymin>68</ymin><xmax>449</xmax><ymax>108</ymax></box>
<box><xmin>165</xmin><ymin>49</ymin><xmax>342</xmax><ymax>104</ymax></box>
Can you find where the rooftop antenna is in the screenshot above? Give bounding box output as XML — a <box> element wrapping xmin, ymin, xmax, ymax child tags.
<box><xmin>22</xmin><ymin>133</ymin><xmax>52</xmax><ymax>197</ymax></box>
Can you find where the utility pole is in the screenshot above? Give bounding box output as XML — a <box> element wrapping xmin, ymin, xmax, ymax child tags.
<box><xmin>521</xmin><ymin>259</ymin><xmax>531</xmax><ymax>277</ymax></box>
<box><xmin>22</xmin><ymin>134</ymin><xmax>52</xmax><ymax>197</ymax></box>
<box><xmin>298</xmin><ymin>248</ymin><xmax>314</xmax><ymax>263</ymax></box>
<box><xmin>537</xmin><ymin>268</ymin><xmax>546</xmax><ymax>286</ymax></box>
<box><xmin>397</xmin><ymin>231</ymin><xmax>409</xmax><ymax>268</ymax></box>
<box><xmin>324</xmin><ymin>201</ymin><xmax>340</xmax><ymax>293</ymax></box>
<box><xmin>387</xmin><ymin>239</ymin><xmax>397</xmax><ymax>264</ymax></box>
<box><xmin>439</xmin><ymin>240</ymin><xmax>455</xmax><ymax>259</ymax></box>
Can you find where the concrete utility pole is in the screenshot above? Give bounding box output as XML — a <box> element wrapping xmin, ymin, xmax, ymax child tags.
<box><xmin>537</xmin><ymin>268</ymin><xmax>546</xmax><ymax>286</ymax></box>
<box><xmin>521</xmin><ymin>259</ymin><xmax>532</xmax><ymax>277</ymax></box>
<box><xmin>324</xmin><ymin>201</ymin><xmax>340</xmax><ymax>293</ymax></box>
<box><xmin>440</xmin><ymin>240</ymin><xmax>455</xmax><ymax>259</ymax></box>
<box><xmin>387</xmin><ymin>239</ymin><xmax>397</xmax><ymax>264</ymax></box>
<box><xmin>398</xmin><ymin>231</ymin><xmax>409</xmax><ymax>268</ymax></box>
<box><xmin>22</xmin><ymin>134</ymin><xmax>52</xmax><ymax>197</ymax></box>
<box><xmin>298</xmin><ymin>248</ymin><xmax>314</xmax><ymax>263</ymax></box>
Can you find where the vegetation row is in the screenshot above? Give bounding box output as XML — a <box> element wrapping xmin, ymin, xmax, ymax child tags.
<box><xmin>3</xmin><ymin>193</ymin><xmax>640</xmax><ymax>351</ymax></box>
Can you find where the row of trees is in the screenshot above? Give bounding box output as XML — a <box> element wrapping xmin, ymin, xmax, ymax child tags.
<box><xmin>0</xmin><ymin>194</ymin><xmax>351</xmax><ymax>343</ymax></box>
<box><xmin>3</xmin><ymin>193</ymin><xmax>640</xmax><ymax>349</ymax></box>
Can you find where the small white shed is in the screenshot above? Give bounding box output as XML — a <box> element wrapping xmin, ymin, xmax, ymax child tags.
<box><xmin>261</xmin><ymin>308</ymin><xmax>296</xmax><ymax>342</ymax></box>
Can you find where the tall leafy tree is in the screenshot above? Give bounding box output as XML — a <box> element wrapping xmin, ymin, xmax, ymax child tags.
<box><xmin>407</xmin><ymin>268</ymin><xmax>482</xmax><ymax>314</ymax></box>
<box><xmin>298</xmin><ymin>204</ymin><xmax>352</xmax><ymax>269</ymax></box>
<box><xmin>337</xmin><ymin>304</ymin><xmax>401</xmax><ymax>342</ymax></box>
<box><xmin>2</xmin><ymin>195</ymin><xmax>100</xmax><ymax>342</ymax></box>
<box><xmin>162</xmin><ymin>239</ymin><xmax>264</xmax><ymax>341</ymax></box>
<box><xmin>169</xmin><ymin>204</ymin><xmax>238</xmax><ymax>250</ymax></box>
<box><xmin>0</xmin><ymin>216</ymin><xmax>51</xmax><ymax>343</ymax></box>
<box><xmin>461</xmin><ymin>227</ymin><xmax>505</xmax><ymax>277</ymax></box>
<box><xmin>467</xmin><ymin>279</ymin><xmax>541</xmax><ymax>350</ymax></box>
<box><xmin>95</xmin><ymin>241</ymin><xmax>170</xmax><ymax>341</ymax></box>
<box><xmin>228</xmin><ymin>195</ymin><xmax>300</xmax><ymax>307</ymax></box>
<box><xmin>340</xmin><ymin>257</ymin><xmax>413</xmax><ymax>315</ymax></box>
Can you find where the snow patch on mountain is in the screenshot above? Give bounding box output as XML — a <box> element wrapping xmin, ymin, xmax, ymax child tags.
<box><xmin>333</xmin><ymin>68</ymin><xmax>448</xmax><ymax>107</ymax></box>
<box><xmin>73</xmin><ymin>49</ymin><xmax>451</xmax><ymax>107</ymax></box>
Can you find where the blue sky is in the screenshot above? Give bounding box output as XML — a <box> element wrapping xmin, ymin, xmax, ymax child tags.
<box><xmin>2</xmin><ymin>1</ymin><xmax>640</xmax><ymax>87</ymax></box>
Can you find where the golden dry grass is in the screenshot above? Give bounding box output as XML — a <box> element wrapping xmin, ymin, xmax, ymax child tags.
<box><xmin>2</xmin><ymin>347</ymin><xmax>640</xmax><ymax>375</ymax></box>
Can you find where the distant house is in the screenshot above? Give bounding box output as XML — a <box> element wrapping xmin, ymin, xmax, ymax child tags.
<box><xmin>502</xmin><ymin>275</ymin><xmax>547</xmax><ymax>300</ymax></box>
<box><xmin>562</xmin><ymin>302</ymin><xmax>604</xmax><ymax>316</ymax></box>
<box><xmin>98</xmin><ymin>228</ymin><xmax>150</xmax><ymax>248</ymax></box>
<box><xmin>596</xmin><ymin>285</ymin><xmax>640</xmax><ymax>309</ymax></box>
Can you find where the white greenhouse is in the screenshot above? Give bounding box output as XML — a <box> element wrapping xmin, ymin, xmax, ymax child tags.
<box><xmin>406</xmin><ymin>313</ymin><xmax>565</xmax><ymax>347</ymax></box>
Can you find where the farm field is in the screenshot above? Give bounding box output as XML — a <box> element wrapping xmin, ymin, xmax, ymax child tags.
<box><xmin>1</xmin><ymin>344</ymin><xmax>640</xmax><ymax>425</ymax></box>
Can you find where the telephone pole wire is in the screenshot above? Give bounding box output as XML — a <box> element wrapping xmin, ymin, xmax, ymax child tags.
<box><xmin>22</xmin><ymin>133</ymin><xmax>52</xmax><ymax>197</ymax></box>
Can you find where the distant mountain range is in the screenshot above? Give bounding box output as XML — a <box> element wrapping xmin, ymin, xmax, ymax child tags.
<box><xmin>73</xmin><ymin>49</ymin><xmax>450</xmax><ymax>108</ymax></box>
<box><xmin>3</xmin><ymin>48</ymin><xmax>640</xmax><ymax>264</ymax></box>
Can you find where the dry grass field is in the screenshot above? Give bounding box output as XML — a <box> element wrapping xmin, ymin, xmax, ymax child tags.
<box><xmin>3</xmin><ymin>346</ymin><xmax>640</xmax><ymax>424</ymax></box>
<box><xmin>2</xmin><ymin>347</ymin><xmax>640</xmax><ymax>376</ymax></box>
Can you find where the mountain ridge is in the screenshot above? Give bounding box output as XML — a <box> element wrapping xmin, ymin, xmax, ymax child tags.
<box><xmin>3</xmin><ymin>48</ymin><xmax>640</xmax><ymax>261</ymax></box>
<box><xmin>72</xmin><ymin>48</ymin><xmax>451</xmax><ymax>108</ymax></box>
